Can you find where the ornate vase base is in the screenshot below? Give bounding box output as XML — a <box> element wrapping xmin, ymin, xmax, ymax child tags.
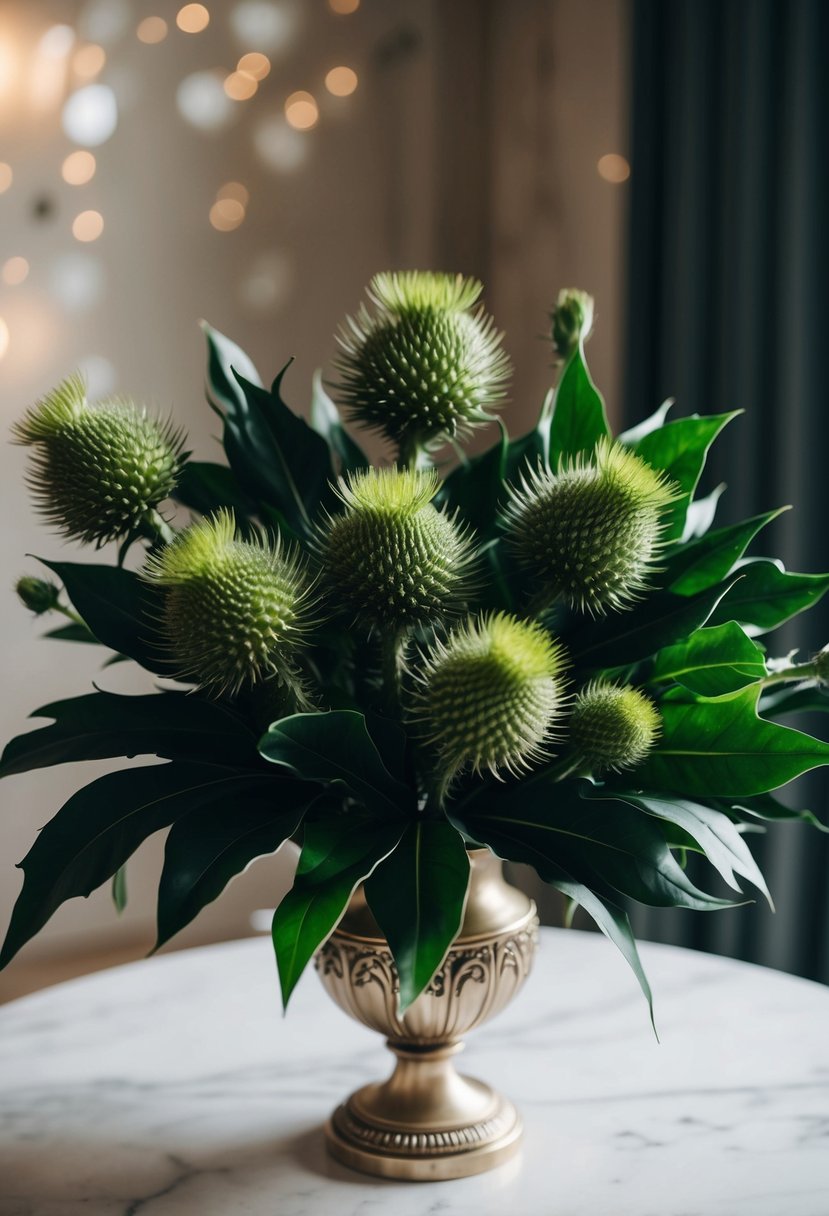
<box><xmin>324</xmin><ymin>1049</ymin><xmax>522</xmax><ymax>1181</ymax></box>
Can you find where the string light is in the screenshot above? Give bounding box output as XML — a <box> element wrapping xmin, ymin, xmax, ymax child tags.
<box><xmin>177</xmin><ymin>71</ymin><xmax>234</xmax><ymax>130</ymax></box>
<box><xmin>176</xmin><ymin>4</ymin><xmax>210</xmax><ymax>34</ymax></box>
<box><xmin>0</xmin><ymin>163</ymin><xmax>12</xmax><ymax>193</ymax></box>
<box><xmin>2</xmin><ymin>257</ymin><xmax>29</xmax><ymax>286</ymax></box>
<box><xmin>328</xmin><ymin>0</ymin><xmax>360</xmax><ymax>13</ymax></box>
<box><xmin>217</xmin><ymin>181</ymin><xmax>250</xmax><ymax>206</ymax></box>
<box><xmin>209</xmin><ymin>198</ymin><xmax>245</xmax><ymax>232</ymax></box>
<box><xmin>137</xmin><ymin>17</ymin><xmax>168</xmax><ymax>44</ymax></box>
<box><xmin>254</xmin><ymin>115</ymin><xmax>307</xmax><ymax>172</ymax></box>
<box><xmin>62</xmin><ymin>150</ymin><xmax>97</xmax><ymax>185</ymax></box>
<box><xmin>73</xmin><ymin>43</ymin><xmax>106</xmax><ymax>80</ymax></box>
<box><xmin>238</xmin><ymin>52</ymin><xmax>270</xmax><ymax>81</ymax></box>
<box><xmin>284</xmin><ymin>91</ymin><xmax>318</xmax><ymax>131</ymax></box>
<box><xmin>0</xmin><ymin>318</ymin><xmax>9</xmax><ymax>361</ymax></box>
<box><xmin>224</xmin><ymin>71</ymin><xmax>257</xmax><ymax>101</ymax></box>
<box><xmin>72</xmin><ymin>210</ymin><xmax>104</xmax><ymax>242</ymax></box>
<box><xmin>597</xmin><ymin>153</ymin><xmax>630</xmax><ymax>184</ymax></box>
<box><xmin>62</xmin><ymin>84</ymin><xmax>118</xmax><ymax>146</ymax></box>
<box><xmin>325</xmin><ymin>66</ymin><xmax>358</xmax><ymax>97</ymax></box>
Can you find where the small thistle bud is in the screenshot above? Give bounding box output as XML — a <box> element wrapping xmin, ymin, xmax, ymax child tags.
<box><xmin>551</xmin><ymin>288</ymin><xmax>594</xmax><ymax>358</ymax></box>
<box><xmin>568</xmin><ymin>680</ymin><xmax>660</xmax><ymax>773</ymax></box>
<box><xmin>410</xmin><ymin>612</ymin><xmax>568</xmax><ymax>797</ymax></box>
<box><xmin>335</xmin><ymin>271</ymin><xmax>511</xmax><ymax>454</ymax></box>
<box><xmin>502</xmin><ymin>437</ymin><xmax>680</xmax><ymax>616</ymax></box>
<box><xmin>15</xmin><ymin>576</ymin><xmax>60</xmax><ymax>615</ymax></box>
<box><xmin>317</xmin><ymin>467</ymin><xmax>477</xmax><ymax>630</ymax></box>
<box><xmin>12</xmin><ymin>374</ymin><xmax>185</xmax><ymax>546</ymax></box>
<box><xmin>143</xmin><ymin>510</ymin><xmax>314</xmax><ymax>698</ymax></box>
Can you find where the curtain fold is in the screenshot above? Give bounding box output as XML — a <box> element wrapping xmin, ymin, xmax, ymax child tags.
<box><xmin>624</xmin><ymin>0</ymin><xmax>829</xmax><ymax>981</ymax></box>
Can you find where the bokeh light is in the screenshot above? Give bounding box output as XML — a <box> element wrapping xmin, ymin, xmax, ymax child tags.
<box><xmin>239</xmin><ymin>250</ymin><xmax>291</xmax><ymax>311</ymax></box>
<box><xmin>238</xmin><ymin>52</ymin><xmax>271</xmax><ymax>80</ymax></box>
<box><xmin>0</xmin><ymin>317</ymin><xmax>9</xmax><ymax>361</ymax></box>
<box><xmin>217</xmin><ymin>180</ymin><xmax>250</xmax><ymax>206</ymax></box>
<box><xmin>224</xmin><ymin>70</ymin><xmax>258</xmax><ymax>101</ymax></box>
<box><xmin>73</xmin><ymin>43</ymin><xmax>106</xmax><ymax>80</ymax></box>
<box><xmin>49</xmin><ymin>252</ymin><xmax>105</xmax><ymax>310</ymax></box>
<box><xmin>209</xmin><ymin>198</ymin><xmax>245</xmax><ymax>231</ymax></box>
<box><xmin>31</xmin><ymin>25</ymin><xmax>75</xmax><ymax>110</ymax></box>
<box><xmin>177</xmin><ymin>70</ymin><xmax>235</xmax><ymax>131</ymax></box>
<box><xmin>137</xmin><ymin>17</ymin><xmax>168</xmax><ymax>44</ymax></box>
<box><xmin>254</xmin><ymin>115</ymin><xmax>307</xmax><ymax>172</ymax></box>
<box><xmin>284</xmin><ymin>90</ymin><xmax>318</xmax><ymax>131</ymax></box>
<box><xmin>62</xmin><ymin>84</ymin><xmax>118</xmax><ymax>146</ymax></box>
<box><xmin>0</xmin><ymin>163</ymin><xmax>12</xmax><ymax>193</ymax></box>
<box><xmin>77</xmin><ymin>353</ymin><xmax>116</xmax><ymax>396</ymax></box>
<box><xmin>177</xmin><ymin>4</ymin><xmax>211</xmax><ymax>34</ymax></box>
<box><xmin>0</xmin><ymin>38</ymin><xmax>17</xmax><ymax>101</ymax></box>
<box><xmin>62</xmin><ymin>150</ymin><xmax>97</xmax><ymax>185</ymax></box>
<box><xmin>325</xmin><ymin>66</ymin><xmax>358</xmax><ymax>97</ymax></box>
<box><xmin>79</xmin><ymin>0</ymin><xmax>131</xmax><ymax>45</ymax></box>
<box><xmin>72</xmin><ymin>209</ymin><xmax>104</xmax><ymax>242</ymax></box>
<box><xmin>597</xmin><ymin>153</ymin><xmax>631</xmax><ymax>184</ymax></box>
<box><xmin>230</xmin><ymin>2</ymin><xmax>298</xmax><ymax>54</ymax></box>
<box><xmin>328</xmin><ymin>0</ymin><xmax>360</xmax><ymax>13</ymax></box>
<box><xmin>2</xmin><ymin>257</ymin><xmax>29</xmax><ymax>286</ymax></box>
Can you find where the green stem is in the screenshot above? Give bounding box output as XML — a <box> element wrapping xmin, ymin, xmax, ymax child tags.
<box><xmin>398</xmin><ymin>434</ymin><xmax>427</xmax><ymax>472</ymax></box>
<box><xmin>761</xmin><ymin>662</ymin><xmax>818</xmax><ymax>688</ymax></box>
<box><xmin>381</xmin><ymin>627</ymin><xmax>406</xmax><ymax>717</ymax></box>
<box><xmin>56</xmin><ymin>603</ymin><xmax>86</xmax><ymax>629</ymax></box>
<box><xmin>142</xmin><ymin>509</ymin><xmax>176</xmax><ymax>547</ymax></box>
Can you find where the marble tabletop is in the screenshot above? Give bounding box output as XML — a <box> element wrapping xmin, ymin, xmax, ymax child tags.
<box><xmin>1</xmin><ymin>927</ymin><xmax>828</xmax><ymax>1216</ymax></box>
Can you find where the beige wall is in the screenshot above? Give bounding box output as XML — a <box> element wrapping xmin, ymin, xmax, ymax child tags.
<box><xmin>0</xmin><ymin>0</ymin><xmax>628</xmax><ymax>998</ymax></box>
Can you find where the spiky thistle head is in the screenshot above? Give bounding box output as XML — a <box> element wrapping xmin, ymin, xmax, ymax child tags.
<box><xmin>550</xmin><ymin>288</ymin><xmax>595</xmax><ymax>358</ymax></box>
<box><xmin>502</xmin><ymin>437</ymin><xmax>680</xmax><ymax>616</ymax></box>
<box><xmin>409</xmin><ymin>611</ymin><xmax>568</xmax><ymax>799</ymax></box>
<box><xmin>15</xmin><ymin>576</ymin><xmax>60</xmax><ymax>615</ymax></box>
<box><xmin>12</xmin><ymin>374</ymin><xmax>185</xmax><ymax>546</ymax></box>
<box><xmin>143</xmin><ymin>510</ymin><xmax>315</xmax><ymax>699</ymax></box>
<box><xmin>316</xmin><ymin>466</ymin><xmax>478</xmax><ymax>630</ymax></box>
<box><xmin>335</xmin><ymin>271</ymin><xmax>511</xmax><ymax>455</ymax></box>
<box><xmin>568</xmin><ymin>680</ymin><xmax>660</xmax><ymax>773</ymax></box>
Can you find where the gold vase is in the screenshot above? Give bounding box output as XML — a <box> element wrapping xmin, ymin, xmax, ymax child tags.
<box><xmin>314</xmin><ymin>848</ymin><xmax>539</xmax><ymax>1181</ymax></box>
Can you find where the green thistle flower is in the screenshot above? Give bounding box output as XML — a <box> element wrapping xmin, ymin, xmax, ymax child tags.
<box><xmin>551</xmin><ymin>288</ymin><xmax>594</xmax><ymax>358</ymax></box>
<box><xmin>502</xmin><ymin>438</ymin><xmax>680</xmax><ymax>616</ymax></box>
<box><xmin>410</xmin><ymin>612</ymin><xmax>568</xmax><ymax>797</ymax></box>
<box><xmin>568</xmin><ymin>680</ymin><xmax>660</xmax><ymax>773</ymax></box>
<box><xmin>15</xmin><ymin>576</ymin><xmax>60</xmax><ymax>615</ymax></box>
<box><xmin>317</xmin><ymin>467</ymin><xmax>477</xmax><ymax>630</ymax></box>
<box><xmin>12</xmin><ymin>374</ymin><xmax>185</xmax><ymax>546</ymax></box>
<box><xmin>144</xmin><ymin>510</ymin><xmax>314</xmax><ymax>698</ymax></box>
<box><xmin>335</xmin><ymin>271</ymin><xmax>511</xmax><ymax>456</ymax></box>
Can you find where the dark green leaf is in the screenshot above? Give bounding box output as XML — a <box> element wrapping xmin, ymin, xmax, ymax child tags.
<box><xmin>155</xmin><ymin>780</ymin><xmax>310</xmax><ymax>951</ymax></box>
<box><xmin>680</xmin><ymin>483</ymin><xmax>726</xmax><ymax>541</ymax></box>
<box><xmin>43</xmin><ymin>622</ymin><xmax>100</xmax><ymax>645</ymax></box>
<box><xmin>272</xmin><ymin>810</ymin><xmax>404</xmax><ymax>1007</ymax></box>
<box><xmin>309</xmin><ymin>370</ymin><xmax>368</xmax><ymax>473</ymax></box>
<box><xmin>636</xmin><ymin>685</ymin><xmax>829</xmax><ymax>797</ymax></box>
<box><xmin>0</xmin><ymin>690</ymin><xmax>258</xmax><ymax>778</ymax></box>
<box><xmin>439</xmin><ymin>424</ymin><xmax>508</xmax><ymax>536</ymax></box>
<box><xmin>569</xmin><ymin>572</ymin><xmax>742</xmax><ymax>669</ymax></box>
<box><xmin>37</xmin><ymin>560</ymin><xmax>168</xmax><ymax>674</ymax></box>
<box><xmin>665</xmin><ymin>508</ymin><xmax>788</xmax><ymax>596</ymax></box>
<box><xmin>0</xmin><ymin>763</ymin><xmax>264</xmax><ymax>969</ymax></box>
<box><xmin>453</xmin><ymin>780</ymin><xmax>732</xmax><ymax>910</ymax></box>
<box><xmin>649</xmin><ymin>622</ymin><xmax>766</xmax><ymax>697</ymax></box>
<box><xmin>590</xmin><ymin>789</ymin><xmax>771</xmax><ymax>905</ymax></box>
<box><xmin>172</xmin><ymin>461</ymin><xmax>257</xmax><ymax>519</ymax></box>
<box><xmin>111</xmin><ymin>865</ymin><xmax>127</xmax><ymax>914</ymax></box>
<box><xmin>365</xmin><ymin>820</ymin><xmax>470</xmax><ymax>1011</ymax></box>
<box><xmin>259</xmin><ymin>710</ymin><xmax>416</xmax><ymax>816</ymax></box>
<box><xmin>617</xmin><ymin>398</ymin><xmax>673</xmax><ymax>446</ymax></box>
<box><xmin>634</xmin><ymin>412</ymin><xmax>740</xmax><ymax>539</ymax></box>
<box><xmin>201</xmin><ymin>318</ymin><xmax>263</xmax><ymax>413</ymax></box>
<box><xmin>759</xmin><ymin>683</ymin><xmax>829</xmax><ymax>718</ymax></box>
<box><xmin>548</xmin><ymin>345</ymin><xmax>610</xmax><ymax>467</ymax></box>
<box><xmin>725</xmin><ymin>791</ymin><xmax>829</xmax><ymax>833</ymax></box>
<box><xmin>707</xmin><ymin>560</ymin><xmax>829</xmax><ymax>633</ymax></box>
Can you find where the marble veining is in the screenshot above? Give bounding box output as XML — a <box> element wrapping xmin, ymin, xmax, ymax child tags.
<box><xmin>1</xmin><ymin>929</ymin><xmax>828</xmax><ymax>1215</ymax></box>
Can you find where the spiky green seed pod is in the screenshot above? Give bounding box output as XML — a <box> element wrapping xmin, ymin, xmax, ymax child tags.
<box><xmin>317</xmin><ymin>467</ymin><xmax>477</xmax><ymax>630</ymax></box>
<box><xmin>410</xmin><ymin>612</ymin><xmax>568</xmax><ymax>797</ymax></box>
<box><xmin>12</xmin><ymin>374</ymin><xmax>185</xmax><ymax>546</ymax></box>
<box><xmin>143</xmin><ymin>510</ymin><xmax>314</xmax><ymax>698</ymax></box>
<box><xmin>335</xmin><ymin>271</ymin><xmax>511</xmax><ymax>455</ymax></box>
<box><xmin>550</xmin><ymin>288</ymin><xmax>595</xmax><ymax>358</ymax></box>
<box><xmin>568</xmin><ymin>680</ymin><xmax>660</xmax><ymax>773</ymax></box>
<box><xmin>502</xmin><ymin>438</ymin><xmax>680</xmax><ymax>616</ymax></box>
<box><xmin>15</xmin><ymin>576</ymin><xmax>60</xmax><ymax>615</ymax></box>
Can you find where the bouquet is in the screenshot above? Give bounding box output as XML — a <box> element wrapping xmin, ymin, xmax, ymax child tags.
<box><xmin>3</xmin><ymin>273</ymin><xmax>828</xmax><ymax>1022</ymax></box>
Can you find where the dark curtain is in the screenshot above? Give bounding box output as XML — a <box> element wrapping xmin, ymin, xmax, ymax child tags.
<box><xmin>624</xmin><ymin>0</ymin><xmax>829</xmax><ymax>982</ymax></box>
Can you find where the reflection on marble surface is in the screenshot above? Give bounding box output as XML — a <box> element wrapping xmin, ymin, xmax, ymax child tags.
<box><xmin>1</xmin><ymin>928</ymin><xmax>828</xmax><ymax>1215</ymax></box>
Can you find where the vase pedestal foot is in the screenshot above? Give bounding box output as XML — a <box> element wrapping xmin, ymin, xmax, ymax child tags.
<box><xmin>324</xmin><ymin>1042</ymin><xmax>523</xmax><ymax>1181</ymax></box>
